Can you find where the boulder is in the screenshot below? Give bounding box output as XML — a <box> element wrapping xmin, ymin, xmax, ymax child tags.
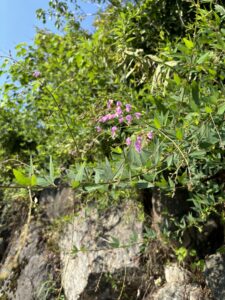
<box><xmin>164</xmin><ymin>263</ymin><xmax>191</xmax><ymax>284</ymax></box>
<box><xmin>145</xmin><ymin>263</ymin><xmax>206</xmax><ymax>300</ymax></box>
<box><xmin>151</xmin><ymin>283</ymin><xmax>204</xmax><ymax>300</ymax></box>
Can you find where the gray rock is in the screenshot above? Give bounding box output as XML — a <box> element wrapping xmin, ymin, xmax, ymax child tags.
<box><xmin>204</xmin><ymin>253</ymin><xmax>225</xmax><ymax>300</ymax></box>
<box><xmin>165</xmin><ymin>263</ymin><xmax>191</xmax><ymax>284</ymax></box>
<box><xmin>0</xmin><ymin>188</ymin><xmax>144</xmax><ymax>300</ymax></box>
<box><xmin>0</xmin><ymin>221</ymin><xmax>55</xmax><ymax>300</ymax></box>
<box><xmin>151</xmin><ymin>283</ymin><xmax>204</xmax><ymax>300</ymax></box>
<box><xmin>60</xmin><ymin>202</ymin><xmax>143</xmax><ymax>300</ymax></box>
<box><xmin>0</xmin><ymin>187</ymin><xmax>72</xmax><ymax>300</ymax></box>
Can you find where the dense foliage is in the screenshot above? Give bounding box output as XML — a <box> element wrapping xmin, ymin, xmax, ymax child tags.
<box><xmin>1</xmin><ymin>0</ymin><xmax>225</xmax><ymax>258</ymax></box>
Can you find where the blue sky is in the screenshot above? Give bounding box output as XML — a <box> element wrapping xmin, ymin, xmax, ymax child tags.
<box><xmin>0</xmin><ymin>0</ymin><xmax>100</xmax><ymax>55</ymax></box>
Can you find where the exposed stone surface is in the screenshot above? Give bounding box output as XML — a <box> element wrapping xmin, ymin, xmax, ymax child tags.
<box><xmin>165</xmin><ymin>263</ymin><xmax>191</xmax><ymax>284</ymax></box>
<box><xmin>204</xmin><ymin>253</ymin><xmax>225</xmax><ymax>300</ymax></box>
<box><xmin>0</xmin><ymin>220</ymin><xmax>58</xmax><ymax>300</ymax></box>
<box><xmin>60</xmin><ymin>202</ymin><xmax>143</xmax><ymax>300</ymax></box>
<box><xmin>0</xmin><ymin>187</ymin><xmax>74</xmax><ymax>300</ymax></box>
<box><xmin>144</xmin><ymin>263</ymin><xmax>208</xmax><ymax>300</ymax></box>
<box><xmin>151</xmin><ymin>283</ymin><xmax>204</xmax><ymax>300</ymax></box>
<box><xmin>0</xmin><ymin>188</ymin><xmax>144</xmax><ymax>300</ymax></box>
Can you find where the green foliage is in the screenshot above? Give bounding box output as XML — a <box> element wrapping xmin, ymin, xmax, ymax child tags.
<box><xmin>0</xmin><ymin>0</ymin><xmax>225</xmax><ymax>261</ymax></box>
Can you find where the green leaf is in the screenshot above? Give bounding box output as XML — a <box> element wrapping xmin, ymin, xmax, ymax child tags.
<box><xmin>75</xmin><ymin>163</ymin><xmax>85</xmax><ymax>182</ymax></box>
<box><xmin>166</xmin><ymin>154</ymin><xmax>173</xmax><ymax>167</ymax></box>
<box><xmin>136</xmin><ymin>181</ymin><xmax>152</xmax><ymax>189</ymax></box>
<box><xmin>183</xmin><ymin>38</ymin><xmax>194</xmax><ymax>49</ymax></box>
<box><xmin>176</xmin><ymin>128</ymin><xmax>183</xmax><ymax>140</ymax></box>
<box><xmin>189</xmin><ymin>150</ymin><xmax>207</xmax><ymax>158</ymax></box>
<box><xmin>218</xmin><ymin>103</ymin><xmax>225</xmax><ymax>115</ymax></box>
<box><xmin>154</xmin><ymin>118</ymin><xmax>161</xmax><ymax>129</ymax></box>
<box><xmin>104</xmin><ymin>157</ymin><xmax>114</xmax><ymax>181</ymax></box>
<box><xmin>30</xmin><ymin>174</ymin><xmax>37</xmax><ymax>187</ymax></box>
<box><xmin>197</xmin><ymin>52</ymin><xmax>211</xmax><ymax>64</ymax></box>
<box><xmin>191</xmin><ymin>81</ymin><xmax>200</xmax><ymax>107</ymax></box>
<box><xmin>36</xmin><ymin>177</ymin><xmax>49</xmax><ymax>187</ymax></box>
<box><xmin>13</xmin><ymin>169</ymin><xmax>31</xmax><ymax>186</ymax></box>
<box><xmin>205</xmin><ymin>106</ymin><xmax>212</xmax><ymax>114</ymax></box>
<box><xmin>174</xmin><ymin>73</ymin><xmax>181</xmax><ymax>85</ymax></box>
<box><xmin>49</xmin><ymin>156</ymin><xmax>54</xmax><ymax>182</ymax></box>
<box><xmin>111</xmin><ymin>146</ymin><xmax>123</xmax><ymax>154</ymax></box>
<box><xmin>71</xmin><ymin>181</ymin><xmax>80</xmax><ymax>189</ymax></box>
<box><xmin>215</xmin><ymin>5</ymin><xmax>225</xmax><ymax>18</ymax></box>
<box><xmin>84</xmin><ymin>184</ymin><xmax>106</xmax><ymax>192</ymax></box>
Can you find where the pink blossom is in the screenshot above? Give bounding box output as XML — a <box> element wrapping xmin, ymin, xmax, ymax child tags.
<box><xmin>119</xmin><ymin>117</ymin><xmax>124</xmax><ymax>123</ymax></box>
<box><xmin>116</xmin><ymin>106</ymin><xmax>123</xmax><ymax>116</ymax></box>
<box><xmin>135</xmin><ymin>136</ymin><xmax>142</xmax><ymax>153</ymax></box>
<box><xmin>125</xmin><ymin>115</ymin><xmax>132</xmax><ymax>125</ymax></box>
<box><xmin>96</xmin><ymin>126</ymin><xmax>102</xmax><ymax>133</ymax></box>
<box><xmin>107</xmin><ymin>99</ymin><xmax>114</xmax><ymax>108</ymax></box>
<box><xmin>99</xmin><ymin>113</ymin><xmax>116</xmax><ymax>123</ymax></box>
<box><xmin>147</xmin><ymin>131</ymin><xmax>153</xmax><ymax>140</ymax></box>
<box><xmin>111</xmin><ymin>126</ymin><xmax>118</xmax><ymax>138</ymax></box>
<box><xmin>108</xmin><ymin>113</ymin><xmax>117</xmax><ymax>120</ymax></box>
<box><xmin>116</xmin><ymin>101</ymin><xmax>122</xmax><ymax>107</ymax></box>
<box><xmin>33</xmin><ymin>70</ymin><xmax>41</xmax><ymax>78</ymax></box>
<box><xmin>134</xmin><ymin>112</ymin><xmax>141</xmax><ymax>119</ymax></box>
<box><xmin>99</xmin><ymin>115</ymin><xmax>108</xmax><ymax>123</ymax></box>
<box><xmin>125</xmin><ymin>104</ymin><xmax>132</xmax><ymax>112</ymax></box>
<box><xmin>126</xmin><ymin>137</ymin><xmax>131</xmax><ymax>146</ymax></box>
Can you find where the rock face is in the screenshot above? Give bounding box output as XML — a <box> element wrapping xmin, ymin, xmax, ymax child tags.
<box><xmin>60</xmin><ymin>202</ymin><xmax>143</xmax><ymax>300</ymax></box>
<box><xmin>204</xmin><ymin>253</ymin><xmax>225</xmax><ymax>300</ymax></box>
<box><xmin>0</xmin><ymin>187</ymin><xmax>75</xmax><ymax>299</ymax></box>
<box><xmin>147</xmin><ymin>263</ymin><xmax>207</xmax><ymax>300</ymax></box>
<box><xmin>0</xmin><ymin>188</ymin><xmax>144</xmax><ymax>300</ymax></box>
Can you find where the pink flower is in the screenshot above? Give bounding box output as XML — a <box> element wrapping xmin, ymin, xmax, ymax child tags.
<box><xmin>126</xmin><ymin>137</ymin><xmax>131</xmax><ymax>146</ymax></box>
<box><xmin>125</xmin><ymin>104</ymin><xmax>131</xmax><ymax>112</ymax></box>
<box><xmin>111</xmin><ymin>126</ymin><xmax>118</xmax><ymax>138</ymax></box>
<box><xmin>134</xmin><ymin>112</ymin><xmax>141</xmax><ymax>119</ymax></box>
<box><xmin>33</xmin><ymin>70</ymin><xmax>41</xmax><ymax>78</ymax></box>
<box><xmin>119</xmin><ymin>117</ymin><xmax>124</xmax><ymax>123</ymax></box>
<box><xmin>107</xmin><ymin>99</ymin><xmax>114</xmax><ymax>109</ymax></box>
<box><xmin>116</xmin><ymin>101</ymin><xmax>122</xmax><ymax>107</ymax></box>
<box><xmin>135</xmin><ymin>136</ymin><xmax>142</xmax><ymax>153</ymax></box>
<box><xmin>108</xmin><ymin>114</ymin><xmax>117</xmax><ymax>120</ymax></box>
<box><xmin>116</xmin><ymin>106</ymin><xmax>123</xmax><ymax>116</ymax></box>
<box><xmin>96</xmin><ymin>126</ymin><xmax>102</xmax><ymax>133</ymax></box>
<box><xmin>147</xmin><ymin>131</ymin><xmax>153</xmax><ymax>140</ymax></box>
<box><xmin>99</xmin><ymin>115</ymin><xmax>108</xmax><ymax>123</ymax></box>
<box><xmin>99</xmin><ymin>113</ymin><xmax>117</xmax><ymax>123</ymax></box>
<box><xmin>125</xmin><ymin>115</ymin><xmax>132</xmax><ymax>125</ymax></box>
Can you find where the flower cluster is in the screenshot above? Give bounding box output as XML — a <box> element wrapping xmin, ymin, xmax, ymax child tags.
<box><xmin>96</xmin><ymin>100</ymin><xmax>153</xmax><ymax>153</ymax></box>
<box><xmin>98</xmin><ymin>100</ymin><xmax>140</xmax><ymax>126</ymax></box>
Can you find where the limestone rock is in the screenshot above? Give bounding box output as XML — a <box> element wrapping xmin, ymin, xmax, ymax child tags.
<box><xmin>165</xmin><ymin>263</ymin><xmax>191</xmax><ymax>284</ymax></box>
<box><xmin>0</xmin><ymin>188</ymin><xmax>144</xmax><ymax>299</ymax></box>
<box><xmin>152</xmin><ymin>283</ymin><xmax>204</xmax><ymax>300</ymax></box>
<box><xmin>0</xmin><ymin>222</ymin><xmax>57</xmax><ymax>300</ymax></box>
<box><xmin>60</xmin><ymin>202</ymin><xmax>143</xmax><ymax>300</ymax></box>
